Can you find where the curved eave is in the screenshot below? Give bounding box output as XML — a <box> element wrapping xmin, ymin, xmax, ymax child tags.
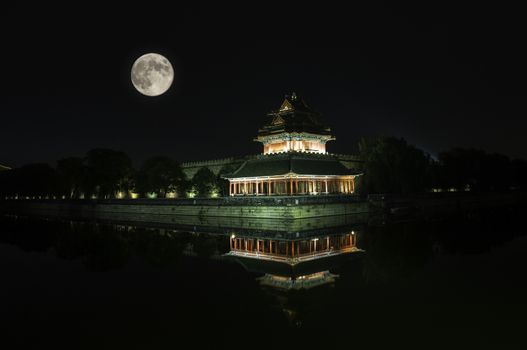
<box><xmin>256</xmin><ymin>131</ymin><xmax>334</xmax><ymax>140</ymax></box>
<box><xmin>222</xmin><ymin>172</ymin><xmax>363</xmax><ymax>181</ymax></box>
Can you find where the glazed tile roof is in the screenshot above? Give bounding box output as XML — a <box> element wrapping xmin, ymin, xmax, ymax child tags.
<box><xmin>223</xmin><ymin>153</ymin><xmax>362</xmax><ymax>179</ymax></box>
<box><xmin>256</xmin><ymin>93</ymin><xmax>333</xmax><ymax>138</ymax></box>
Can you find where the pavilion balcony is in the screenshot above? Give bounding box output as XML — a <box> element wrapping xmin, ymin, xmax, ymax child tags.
<box><xmin>227</xmin><ymin>175</ymin><xmax>358</xmax><ymax>196</ymax></box>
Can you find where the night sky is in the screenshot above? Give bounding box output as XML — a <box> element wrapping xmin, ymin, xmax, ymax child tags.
<box><xmin>1</xmin><ymin>2</ymin><xmax>525</xmax><ymax>167</ymax></box>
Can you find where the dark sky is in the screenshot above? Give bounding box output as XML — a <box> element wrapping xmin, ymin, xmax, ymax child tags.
<box><xmin>1</xmin><ymin>2</ymin><xmax>525</xmax><ymax>167</ymax></box>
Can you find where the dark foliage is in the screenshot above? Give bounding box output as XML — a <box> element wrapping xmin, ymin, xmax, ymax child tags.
<box><xmin>434</xmin><ymin>148</ymin><xmax>525</xmax><ymax>192</ymax></box>
<box><xmin>84</xmin><ymin>148</ymin><xmax>134</xmax><ymax>198</ymax></box>
<box><xmin>359</xmin><ymin>137</ymin><xmax>527</xmax><ymax>194</ymax></box>
<box><xmin>56</xmin><ymin>157</ymin><xmax>85</xmax><ymax>199</ymax></box>
<box><xmin>135</xmin><ymin>156</ymin><xmax>185</xmax><ymax>198</ymax></box>
<box><xmin>359</xmin><ymin>137</ymin><xmax>432</xmax><ymax>194</ymax></box>
<box><xmin>0</xmin><ymin>163</ymin><xmax>58</xmax><ymax>198</ymax></box>
<box><xmin>192</xmin><ymin>167</ymin><xmax>218</xmax><ymax>197</ymax></box>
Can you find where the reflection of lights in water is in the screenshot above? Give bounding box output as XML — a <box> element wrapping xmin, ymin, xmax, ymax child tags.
<box><xmin>258</xmin><ymin>271</ymin><xmax>338</xmax><ymax>290</ymax></box>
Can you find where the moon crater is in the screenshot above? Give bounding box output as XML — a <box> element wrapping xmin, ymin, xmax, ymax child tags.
<box><xmin>131</xmin><ymin>53</ymin><xmax>174</xmax><ymax>96</ymax></box>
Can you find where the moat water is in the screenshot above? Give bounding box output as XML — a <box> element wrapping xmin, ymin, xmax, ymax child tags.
<box><xmin>1</xmin><ymin>206</ymin><xmax>526</xmax><ymax>349</ymax></box>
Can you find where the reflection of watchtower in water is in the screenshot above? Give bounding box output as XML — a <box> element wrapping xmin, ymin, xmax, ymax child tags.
<box><xmin>226</xmin><ymin>230</ymin><xmax>364</xmax><ymax>290</ymax></box>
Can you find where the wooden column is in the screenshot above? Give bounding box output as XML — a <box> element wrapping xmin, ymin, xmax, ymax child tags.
<box><xmin>324</xmin><ymin>180</ymin><xmax>328</xmax><ymax>194</ymax></box>
<box><xmin>267</xmin><ymin>180</ymin><xmax>271</xmax><ymax>195</ymax></box>
<box><xmin>291</xmin><ymin>241</ymin><xmax>295</xmax><ymax>257</ymax></box>
<box><xmin>255</xmin><ymin>180</ymin><xmax>259</xmax><ymax>195</ymax></box>
<box><xmin>290</xmin><ymin>178</ymin><xmax>293</xmax><ymax>195</ymax></box>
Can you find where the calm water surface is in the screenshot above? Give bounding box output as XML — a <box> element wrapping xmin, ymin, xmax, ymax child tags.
<box><xmin>1</xmin><ymin>207</ymin><xmax>526</xmax><ymax>349</ymax></box>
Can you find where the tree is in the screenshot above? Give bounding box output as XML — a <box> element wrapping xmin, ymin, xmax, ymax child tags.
<box><xmin>2</xmin><ymin>163</ymin><xmax>59</xmax><ymax>198</ymax></box>
<box><xmin>359</xmin><ymin>137</ymin><xmax>432</xmax><ymax>194</ymax></box>
<box><xmin>511</xmin><ymin>159</ymin><xmax>527</xmax><ymax>190</ymax></box>
<box><xmin>135</xmin><ymin>156</ymin><xmax>184</xmax><ymax>198</ymax></box>
<box><xmin>192</xmin><ymin>167</ymin><xmax>218</xmax><ymax>197</ymax></box>
<box><xmin>437</xmin><ymin>148</ymin><xmax>512</xmax><ymax>192</ymax></box>
<box><xmin>84</xmin><ymin>149</ymin><xmax>134</xmax><ymax>199</ymax></box>
<box><xmin>56</xmin><ymin>157</ymin><xmax>85</xmax><ymax>199</ymax></box>
<box><xmin>0</xmin><ymin>169</ymin><xmax>15</xmax><ymax>198</ymax></box>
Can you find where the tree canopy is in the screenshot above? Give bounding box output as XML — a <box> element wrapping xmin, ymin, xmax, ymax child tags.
<box><xmin>135</xmin><ymin>156</ymin><xmax>185</xmax><ymax>198</ymax></box>
<box><xmin>84</xmin><ymin>149</ymin><xmax>134</xmax><ymax>199</ymax></box>
<box><xmin>359</xmin><ymin>137</ymin><xmax>432</xmax><ymax>194</ymax></box>
<box><xmin>192</xmin><ymin>167</ymin><xmax>219</xmax><ymax>197</ymax></box>
<box><xmin>56</xmin><ymin>157</ymin><xmax>85</xmax><ymax>199</ymax></box>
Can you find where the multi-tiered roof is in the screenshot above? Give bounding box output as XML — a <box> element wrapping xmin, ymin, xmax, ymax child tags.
<box><xmin>255</xmin><ymin>93</ymin><xmax>335</xmax><ymax>154</ymax></box>
<box><xmin>222</xmin><ymin>94</ymin><xmax>362</xmax><ymax>196</ymax></box>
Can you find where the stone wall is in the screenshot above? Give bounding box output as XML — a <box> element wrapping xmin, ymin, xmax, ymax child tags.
<box><xmin>0</xmin><ymin>197</ymin><xmax>369</xmax><ymax>222</ymax></box>
<box><xmin>181</xmin><ymin>156</ymin><xmax>249</xmax><ymax>179</ymax></box>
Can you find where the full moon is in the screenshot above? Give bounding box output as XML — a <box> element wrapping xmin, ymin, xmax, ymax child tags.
<box><xmin>131</xmin><ymin>53</ymin><xmax>174</xmax><ymax>96</ymax></box>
